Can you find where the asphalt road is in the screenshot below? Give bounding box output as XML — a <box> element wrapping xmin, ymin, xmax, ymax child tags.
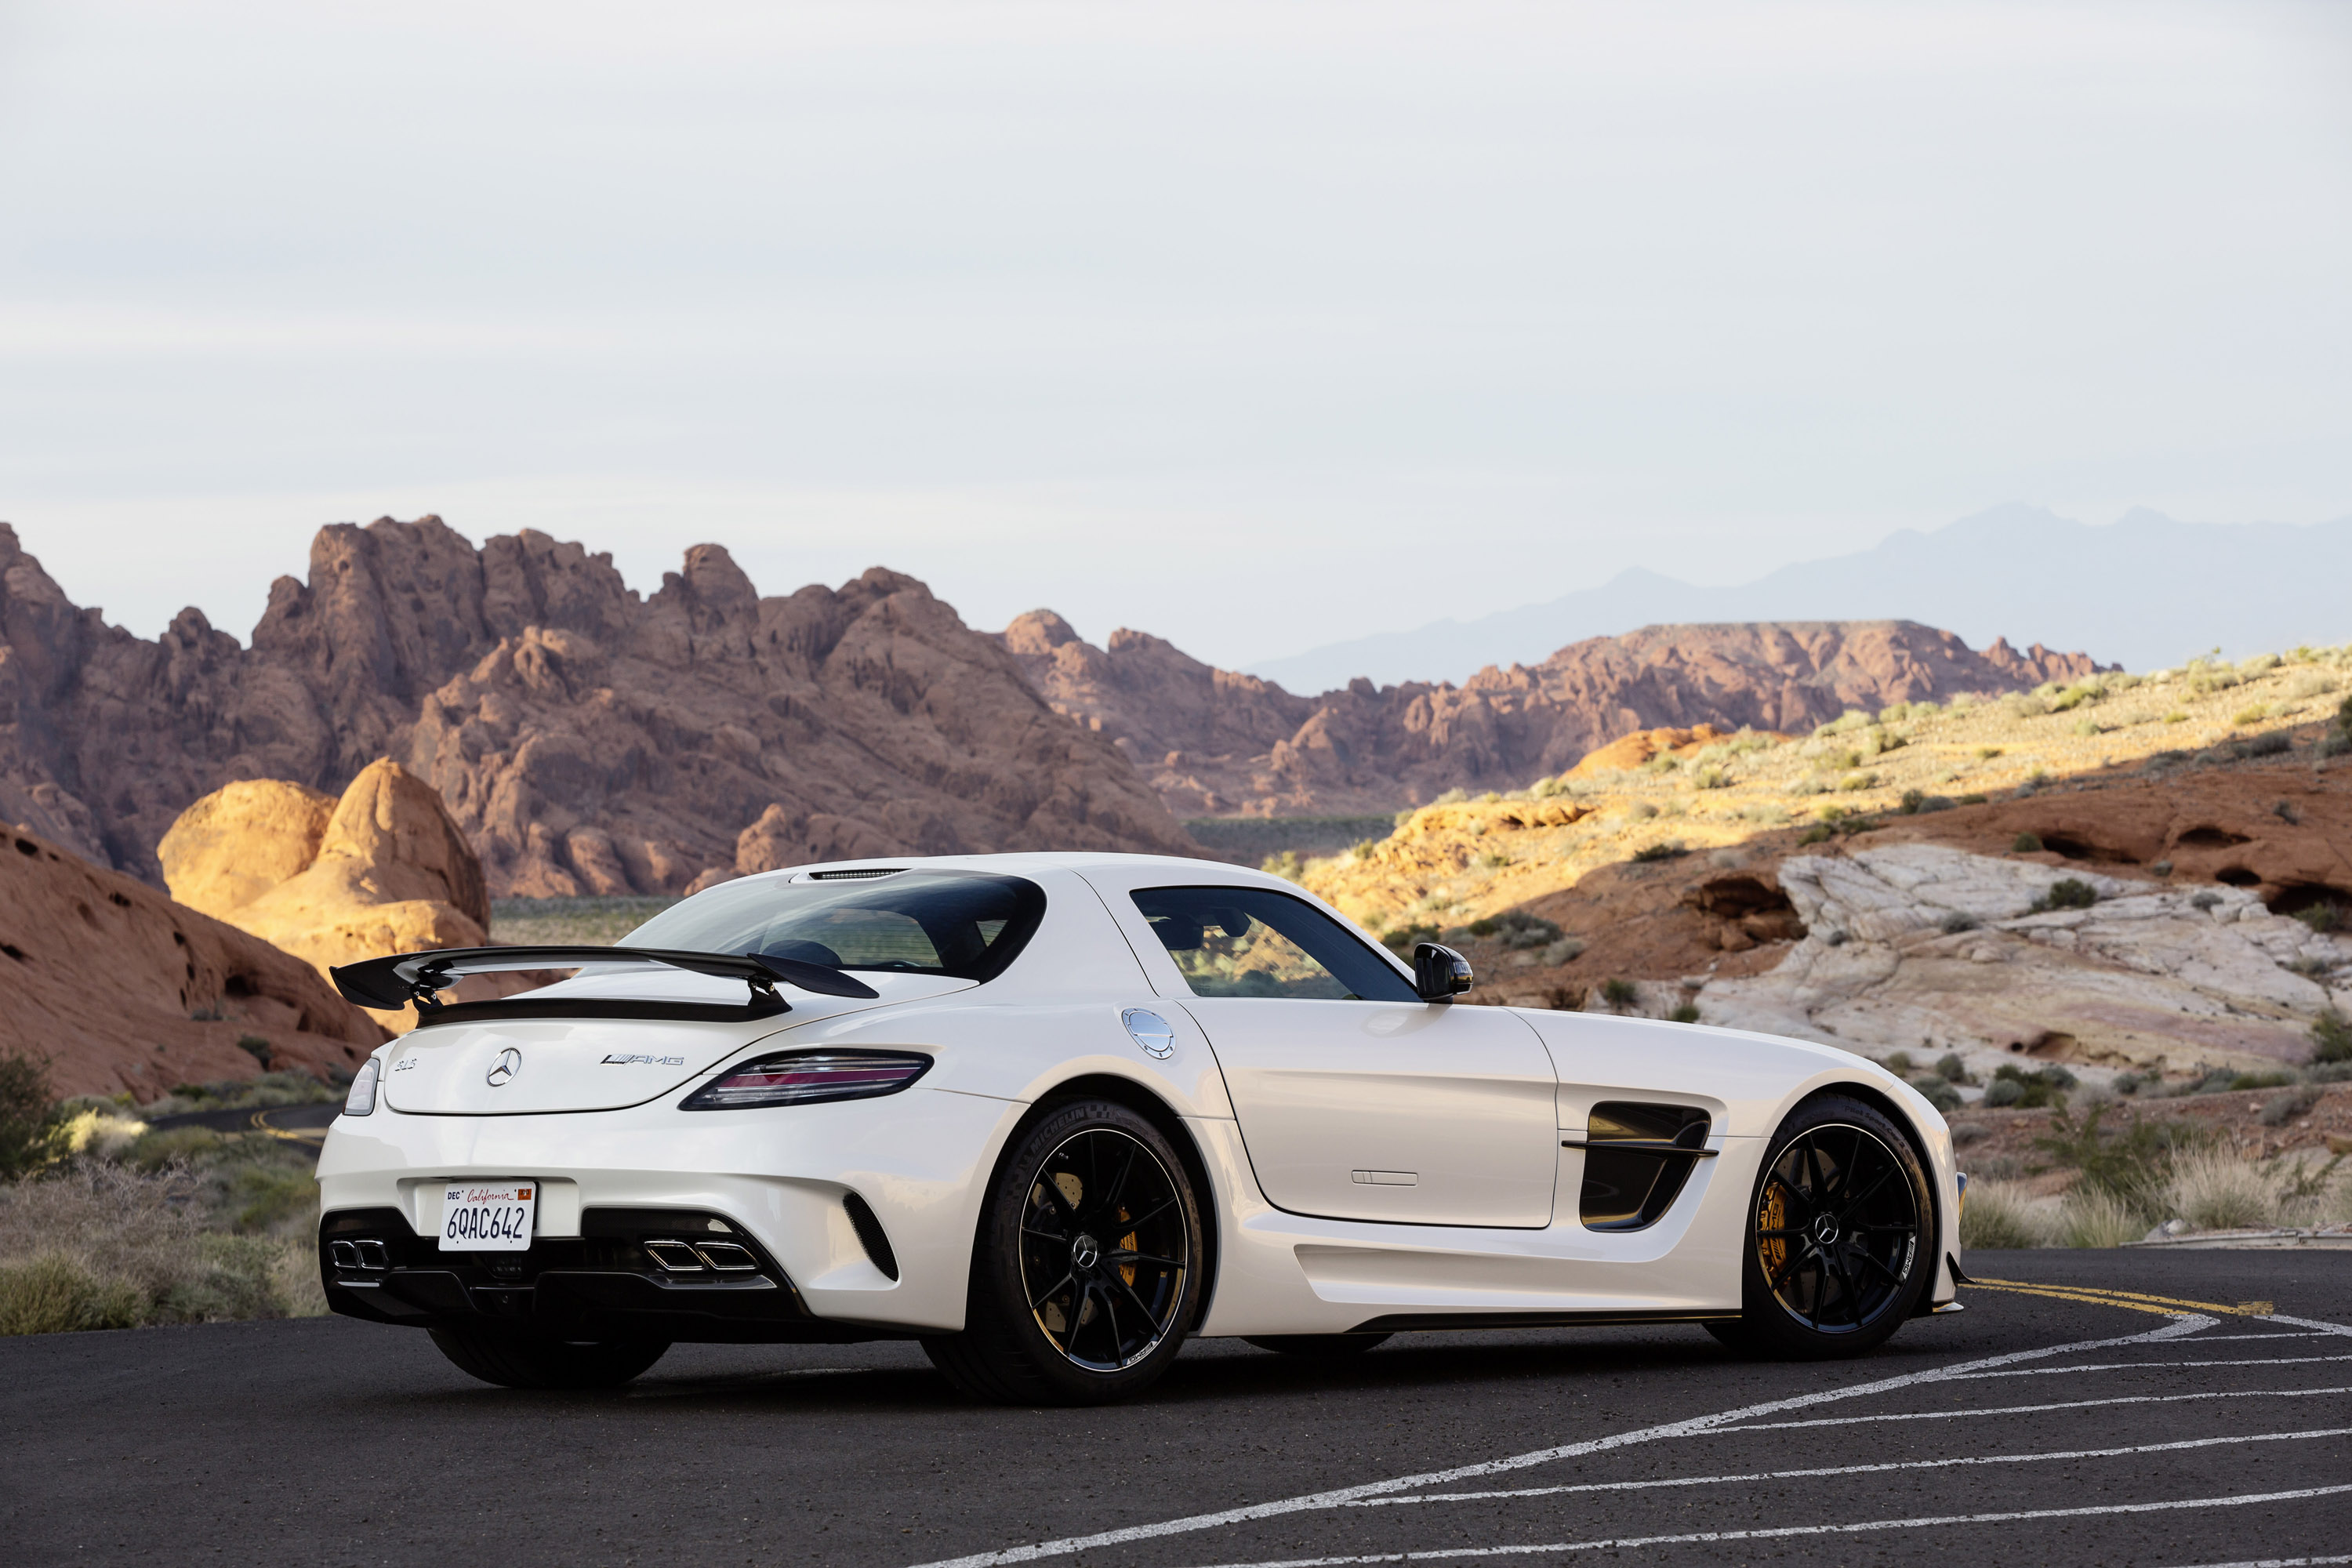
<box><xmin>3</xmin><ymin>1250</ymin><xmax>2348</xmax><ymax>1567</ymax></box>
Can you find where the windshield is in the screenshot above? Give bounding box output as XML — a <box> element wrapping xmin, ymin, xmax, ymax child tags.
<box><xmin>622</xmin><ymin>870</ymin><xmax>1046</xmax><ymax>983</ymax></box>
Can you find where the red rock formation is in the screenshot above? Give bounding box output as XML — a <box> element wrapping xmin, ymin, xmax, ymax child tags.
<box><xmin>0</xmin><ymin>520</ymin><xmax>1196</xmax><ymax>894</ymax></box>
<box><xmin>0</xmin><ymin>823</ymin><xmax>385</xmax><ymax>1099</ymax></box>
<box><xmin>1001</xmin><ymin>617</ymin><xmax>2106</xmax><ymax>816</ymax></box>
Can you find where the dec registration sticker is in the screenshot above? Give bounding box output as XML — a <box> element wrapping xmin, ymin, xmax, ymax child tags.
<box><xmin>440</xmin><ymin>1181</ymin><xmax>536</xmax><ymax>1251</ymax></box>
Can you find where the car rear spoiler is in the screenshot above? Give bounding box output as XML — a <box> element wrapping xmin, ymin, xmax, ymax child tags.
<box><xmin>328</xmin><ymin>945</ymin><xmax>880</xmax><ymax>1018</ymax></box>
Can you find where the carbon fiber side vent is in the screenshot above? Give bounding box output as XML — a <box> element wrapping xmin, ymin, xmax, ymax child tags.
<box><xmin>843</xmin><ymin>1191</ymin><xmax>900</xmax><ymax>1280</ymax></box>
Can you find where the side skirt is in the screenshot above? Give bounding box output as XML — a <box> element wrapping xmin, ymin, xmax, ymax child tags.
<box><xmin>1347</xmin><ymin>1308</ymin><xmax>1741</xmax><ymax>1334</ymax></box>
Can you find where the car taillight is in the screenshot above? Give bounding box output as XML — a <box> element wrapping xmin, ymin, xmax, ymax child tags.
<box><xmin>343</xmin><ymin>1057</ymin><xmax>379</xmax><ymax>1116</ymax></box>
<box><xmin>679</xmin><ymin>1050</ymin><xmax>932</xmax><ymax>1110</ymax></box>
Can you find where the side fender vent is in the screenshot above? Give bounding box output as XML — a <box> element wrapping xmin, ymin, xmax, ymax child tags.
<box><xmin>1569</xmin><ymin>1102</ymin><xmax>1715</xmax><ymax>1232</ymax></box>
<box><xmin>843</xmin><ymin>1192</ymin><xmax>900</xmax><ymax>1281</ymax></box>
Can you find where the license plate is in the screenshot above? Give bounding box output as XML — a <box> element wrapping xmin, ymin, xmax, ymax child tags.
<box><xmin>439</xmin><ymin>1181</ymin><xmax>537</xmax><ymax>1251</ymax></box>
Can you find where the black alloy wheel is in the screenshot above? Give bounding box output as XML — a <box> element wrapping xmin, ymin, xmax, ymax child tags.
<box><xmin>1709</xmin><ymin>1094</ymin><xmax>1931</xmax><ymax>1359</ymax></box>
<box><xmin>924</xmin><ymin>1099</ymin><xmax>1203</xmax><ymax>1404</ymax></box>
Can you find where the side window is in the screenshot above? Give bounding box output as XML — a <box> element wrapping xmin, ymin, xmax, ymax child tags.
<box><xmin>1131</xmin><ymin>886</ymin><xmax>1418</xmax><ymax>1004</ymax></box>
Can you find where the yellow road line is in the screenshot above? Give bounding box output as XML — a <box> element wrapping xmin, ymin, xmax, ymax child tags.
<box><xmin>1970</xmin><ymin>1278</ymin><xmax>2275</xmax><ymax>1317</ymax></box>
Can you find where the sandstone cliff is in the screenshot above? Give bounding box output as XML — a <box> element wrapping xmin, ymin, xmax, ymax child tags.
<box><xmin>0</xmin><ymin>519</ymin><xmax>1196</xmax><ymax>894</ymax></box>
<box><xmin>162</xmin><ymin>760</ymin><xmax>494</xmax><ymax>1030</ymax></box>
<box><xmin>0</xmin><ymin>822</ymin><xmax>385</xmax><ymax>1099</ymax></box>
<box><xmin>1000</xmin><ymin>614</ymin><xmax>2102</xmax><ymax>817</ymax></box>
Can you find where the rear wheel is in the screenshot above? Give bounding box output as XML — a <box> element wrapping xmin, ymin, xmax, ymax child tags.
<box><xmin>1708</xmin><ymin>1094</ymin><xmax>1931</xmax><ymax>1359</ymax></box>
<box><xmin>924</xmin><ymin>1099</ymin><xmax>1203</xmax><ymax>1405</ymax></box>
<box><xmin>1244</xmin><ymin>1334</ymin><xmax>1392</xmax><ymax>1357</ymax></box>
<box><xmin>427</xmin><ymin>1326</ymin><xmax>670</xmax><ymax>1389</ymax></box>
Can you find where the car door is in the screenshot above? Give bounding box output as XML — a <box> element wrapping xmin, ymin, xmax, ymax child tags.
<box><xmin>1084</xmin><ymin>874</ymin><xmax>1559</xmax><ymax>1229</ymax></box>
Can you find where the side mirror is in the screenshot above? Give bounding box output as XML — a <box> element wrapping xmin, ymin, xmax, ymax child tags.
<box><xmin>1413</xmin><ymin>942</ymin><xmax>1473</xmax><ymax>1002</ymax></box>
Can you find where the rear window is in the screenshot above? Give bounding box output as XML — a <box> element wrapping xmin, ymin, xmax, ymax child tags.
<box><xmin>1131</xmin><ymin>885</ymin><xmax>1417</xmax><ymax>1003</ymax></box>
<box><xmin>623</xmin><ymin>870</ymin><xmax>1045</xmax><ymax>983</ymax></box>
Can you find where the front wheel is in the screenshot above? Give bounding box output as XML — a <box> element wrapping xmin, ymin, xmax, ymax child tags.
<box><xmin>428</xmin><ymin>1326</ymin><xmax>670</xmax><ymax>1388</ymax></box>
<box><xmin>1708</xmin><ymin>1094</ymin><xmax>1932</xmax><ymax>1360</ymax></box>
<box><xmin>924</xmin><ymin>1099</ymin><xmax>1203</xmax><ymax>1405</ymax></box>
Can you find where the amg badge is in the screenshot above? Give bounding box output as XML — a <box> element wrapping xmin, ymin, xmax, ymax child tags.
<box><xmin>602</xmin><ymin>1053</ymin><xmax>688</xmax><ymax>1066</ymax></box>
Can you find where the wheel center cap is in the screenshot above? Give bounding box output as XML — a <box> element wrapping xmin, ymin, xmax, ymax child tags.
<box><xmin>1071</xmin><ymin>1233</ymin><xmax>1100</xmax><ymax>1272</ymax></box>
<box><xmin>1812</xmin><ymin>1215</ymin><xmax>1842</xmax><ymax>1247</ymax></box>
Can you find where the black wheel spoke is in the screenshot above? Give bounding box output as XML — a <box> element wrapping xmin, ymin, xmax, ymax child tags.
<box><xmin>1094</xmin><ymin>1284</ymin><xmax>1123</xmax><ymax>1359</ymax></box>
<box><xmin>1091</xmin><ymin>1142</ymin><xmax>1138</xmax><ymax>1225</ymax></box>
<box><xmin>1107</xmin><ymin>1250</ymin><xmax>1185</xmax><ymax>1269</ymax></box>
<box><xmin>1022</xmin><ymin>1221</ymin><xmax>1070</xmax><ymax>1243</ymax></box>
<box><xmin>1835</xmin><ymin>1163</ymin><xmax>1897</xmax><ymax>1221</ymax></box>
<box><xmin>1765</xmin><ymin>1172</ymin><xmax>1813</xmax><ymax>1221</ymax></box>
<box><xmin>1857</xmin><ymin>1222</ymin><xmax>1917</xmax><ymax>1235</ymax></box>
<box><xmin>1115</xmin><ymin>1276</ymin><xmax>1163</xmax><ymax>1338</ymax></box>
<box><xmin>1029</xmin><ymin>1272</ymin><xmax>1073</xmax><ymax>1312</ymax></box>
<box><xmin>1826</xmin><ymin>1247</ymin><xmax>1865</xmax><ymax>1324</ymax></box>
<box><xmin>1853</xmin><ymin>1248</ymin><xmax>1904</xmax><ymax>1288</ymax></box>
<box><xmin>1766</xmin><ymin>1238</ymin><xmax>1813</xmax><ymax>1294</ymax></box>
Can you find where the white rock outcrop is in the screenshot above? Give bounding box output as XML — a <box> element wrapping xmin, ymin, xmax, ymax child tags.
<box><xmin>1693</xmin><ymin>844</ymin><xmax>2343</xmax><ymax>1076</ymax></box>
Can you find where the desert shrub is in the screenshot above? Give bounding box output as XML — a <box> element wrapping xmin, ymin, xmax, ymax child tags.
<box><xmin>1600</xmin><ymin>978</ymin><xmax>1639</xmax><ymax>1011</ymax></box>
<box><xmin>2028</xmin><ymin>878</ymin><xmax>2099</xmax><ymax>914</ymax></box>
<box><xmin>1350</xmin><ymin>839</ymin><xmax>1380</xmax><ymax>861</ymax></box>
<box><xmin>1935</xmin><ymin>1052</ymin><xmax>1970</xmax><ymax>1083</ymax></box>
<box><xmin>1693</xmin><ymin>766</ymin><xmax>1731</xmax><ymax>790</ymax></box>
<box><xmin>126</xmin><ymin>1127</ymin><xmax>223</xmax><ymax>1171</ymax></box>
<box><xmin>2189</xmin><ymin>889</ymin><xmax>2222</xmax><ymax>911</ymax></box>
<box><xmin>0</xmin><ymin>1055</ymin><xmax>67</xmax><ymax>1181</ymax></box>
<box><xmin>1958</xmin><ymin>793</ymin><xmax>1989</xmax><ymax>806</ymax></box>
<box><xmin>2240</xmin><ymin>652</ymin><xmax>2282</xmax><ymax>674</ymax></box>
<box><xmin>1940</xmin><ymin>910</ymin><xmax>1981</xmax><ymax>934</ymax></box>
<box><xmin>2165</xmin><ymin>1149</ymin><xmax>2277</xmax><ymax>1232</ymax></box>
<box><xmin>2034</xmin><ymin>1103</ymin><xmax>2195</xmax><ymax>1208</ymax></box>
<box><xmin>2073</xmin><ymin>717</ymin><xmax>2102</xmax><ymax>737</ymax></box>
<box><xmin>2013</xmin><ymin>833</ymin><xmax>2043</xmax><ymax>853</ymax></box>
<box><xmin>0</xmin><ymin>1160</ymin><xmax>318</xmax><ymax>1334</ymax></box>
<box><xmin>1628</xmin><ymin>801</ymin><xmax>1659</xmax><ymax>820</ymax></box>
<box><xmin>1886</xmin><ymin>1051</ymin><xmax>1915</xmax><ymax>1073</ymax></box>
<box><xmin>1994</xmin><ymin>1063</ymin><xmax>2077</xmax><ymax>1110</ymax></box>
<box><xmin>2293</xmin><ymin>905</ymin><xmax>2339</xmax><ymax>935</ymax></box>
<box><xmin>1837</xmin><ymin>772</ymin><xmax>1878</xmax><ymax>792</ymax></box>
<box><xmin>2050</xmin><ymin>684</ymin><xmax>2102</xmax><ymax>712</ymax></box>
<box><xmin>1475</xmin><ymin>851</ymin><xmax>1512</xmax><ymax>870</ymax></box>
<box><xmin>2151</xmin><ymin>860</ymin><xmax>2173</xmax><ymax>877</ymax></box>
<box><xmin>2237</xmin><ymin>731</ymin><xmax>2292</xmax><ymax>758</ymax></box>
<box><xmin>2056</xmin><ymin>1185</ymin><xmax>2145</xmax><ymax>1248</ymax></box>
<box><xmin>1539</xmin><ymin>937</ymin><xmax>1585</xmax><ymax>966</ymax></box>
<box><xmin>1261</xmin><ymin>850</ymin><xmax>1306</xmax><ymax>883</ymax></box>
<box><xmin>2113</xmin><ymin>1072</ymin><xmax>2143</xmax><ymax>1095</ymax></box>
<box><xmin>1949</xmin><ymin>1120</ymin><xmax>1990</xmax><ymax>1146</ymax></box>
<box><xmin>1909</xmin><ymin>1076</ymin><xmax>1962</xmax><ymax>1113</ymax></box>
<box><xmin>1958</xmin><ymin>1181</ymin><xmax>2048</xmax><ymax>1249</ymax></box>
<box><xmin>2262</xmin><ymin>1085</ymin><xmax>2324</xmax><ymax>1127</ymax></box>
<box><xmin>1668</xmin><ymin>1003</ymin><xmax>1700</xmax><ymax>1024</ymax></box>
<box><xmin>1976</xmin><ymin>746</ymin><xmax>2004</xmax><ymax>760</ymax></box>
<box><xmin>0</xmin><ymin>1253</ymin><xmax>146</xmax><ymax>1334</ymax></box>
<box><xmin>2310</xmin><ymin>1007</ymin><xmax>2352</xmax><ymax>1065</ymax></box>
<box><xmin>1431</xmin><ymin>787</ymin><xmax>1471</xmax><ymax>806</ymax></box>
<box><xmin>1381</xmin><ymin>923</ymin><xmax>1439</xmax><ymax>955</ymax></box>
<box><xmin>2286</xmin><ymin>672</ymin><xmax>2339</xmax><ymax>701</ymax></box>
<box><xmin>1630</xmin><ymin>841</ymin><xmax>1686</xmax><ymax>863</ymax></box>
<box><xmin>1788</xmin><ymin>778</ymin><xmax>1825</xmax><ymax>797</ymax></box>
<box><xmin>1982</xmin><ymin>1077</ymin><xmax>2024</xmax><ymax>1108</ymax></box>
<box><xmin>1644</xmin><ymin>754</ymin><xmax>1680</xmax><ymax>774</ymax></box>
<box><xmin>1798</xmin><ymin>825</ymin><xmax>1834</xmax><ymax>845</ymax></box>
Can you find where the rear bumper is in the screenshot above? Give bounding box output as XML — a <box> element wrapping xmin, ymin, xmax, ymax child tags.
<box><xmin>319</xmin><ymin>1206</ymin><xmax>916</xmax><ymax>1344</ymax></box>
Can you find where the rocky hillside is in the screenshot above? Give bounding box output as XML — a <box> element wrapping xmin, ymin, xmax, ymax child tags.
<box><xmin>0</xmin><ymin>822</ymin><xmax>383</xmax><ymax>1099</ymax></box>
<box><xmin>0</xmin><ymin>519</ymin><xmax>1195</xmax><ymax>895</ymax></box>
<box><xmin>1298</xmin><ymin>649</ymin><xmax>2352</xmax><ymax>1087</ymax></box>
<box><xmin>1002</xmin><ymin>613</ymin><xmax>2101</xmax><ymax>818</ymax></box>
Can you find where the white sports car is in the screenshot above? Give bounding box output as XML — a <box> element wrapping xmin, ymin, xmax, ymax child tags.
<box><xmin>319</xmin><ymin>853</ymin><xmax>1964</xmax><ymax>1403</ymax></box>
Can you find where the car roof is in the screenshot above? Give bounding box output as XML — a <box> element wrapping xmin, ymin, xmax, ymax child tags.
<box><xmin>748</xmin><ymin>850</ymin><xmax>1288</xmax><ymax>886</ymax></box>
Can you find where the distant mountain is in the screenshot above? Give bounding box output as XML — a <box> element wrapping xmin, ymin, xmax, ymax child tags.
<box><xmin>1245</xmin><ymin>506</ymin><xmax>2352</xmax><ymax>694</ymax></box>
<box><xmin>1001</xmin><ymin>613</ymin><xmax>2100</xmax><ymax>817</ymax></box>
<box><xmin>0</xmin><ymin>518</ymin><xmax>1193</xmax><ymax>892</ymax></box>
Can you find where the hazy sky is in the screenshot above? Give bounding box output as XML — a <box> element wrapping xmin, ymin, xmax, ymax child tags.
<box><xmin>2</xmin><ymin>1</ymin><xmax>2348</xmax><ymax>669</ymax></box>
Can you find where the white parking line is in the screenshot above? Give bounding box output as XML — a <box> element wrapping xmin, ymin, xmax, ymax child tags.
<box><xmin>1711</xmin><ymin>1385</ymin><xmax>2352</xmax><ymax>1432</ymax></box>
<box><xmin>908</xmin><ymin>1315</ymin><xmax>2214</xmax><ymax>1568</ymax></box>
<box><xmin>1337</xmin><ymin>1425</ymin><xmax>2352</xmax><ymax>1507</ymax></box>
<box><xmin>1970</xmin><ymin>1354</ymin><xmax>2352</xmax><ymax>1378</ymax></box>
<box><xmin>1180</xmin><ymin>1483</ymin><xmax>2352</xmax><ymax>1568</ymax></box>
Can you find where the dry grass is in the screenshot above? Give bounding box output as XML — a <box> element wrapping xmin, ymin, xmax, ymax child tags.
<box><xmin>1958</xmin><ymin>1180</ymin><xmax>2050</xmax><ymax>1250</ymax></box>
<box><xmin>2055</xmin><ymin>1185</ymin><xmax>2146</xmax><ymax>1248</ymax></box>
<box><xmin>0</xmin><ymin>1151</ymin><xmax>326</xmax><ymax>1336</ymax></box>
<box><xmin>2164</xmin><ymin>1149</ymin><xmax>2288</xmax><ymax>1231</ymax></box>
